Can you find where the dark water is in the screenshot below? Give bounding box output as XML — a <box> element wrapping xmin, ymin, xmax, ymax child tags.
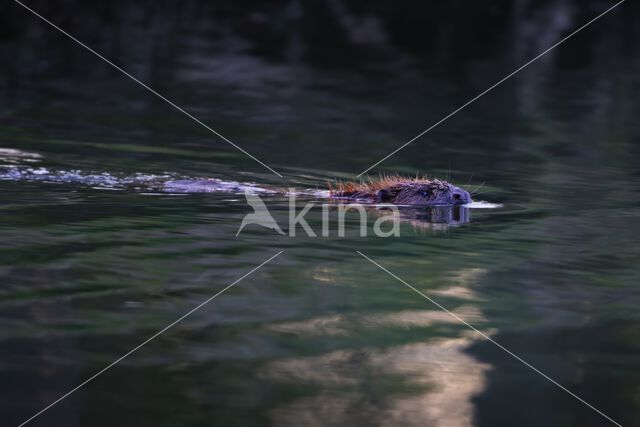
<box><xmin>1</xmin><ymin>1</ymin><xmax>640</xmax><ymax>426</ymax></box>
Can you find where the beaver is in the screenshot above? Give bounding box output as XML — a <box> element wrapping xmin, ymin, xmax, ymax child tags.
<box><xmin>1</xmin><ymin>165</ymin><xmax>472</xmax><ymax>206</ymax></box>
<box><xmin>329</xmin><ymin>175</ymin><xmax>472</xmax><ymax>206</ymax></box>
<box><xmin>163</xmin><ymin>175</ymin><xmax>472</xmax><ymax>206</ymax></box>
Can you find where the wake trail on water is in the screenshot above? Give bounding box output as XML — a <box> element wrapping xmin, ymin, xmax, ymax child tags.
<box><xmin>0</xmin><ymin>166</ymin><xmax>273</xmax><ymax>193</ymax></box>
<box><xmin>0</xmin><ymin>166</ymin><xmax>171</xmax><ymax>188</ymax></box>
<box><xmin>0</xmin><ymin>149</ymin><xmax>501</xmax><ymax>206</ymax></box>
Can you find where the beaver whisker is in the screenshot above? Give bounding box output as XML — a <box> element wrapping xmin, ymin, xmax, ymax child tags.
<box><xmin>467</xmin><ymin>171</ymin><xmax>475</xmax><ymax>186</ymax></box>
<box><xmin>471</xmin><ymin>181</ymin><xmax>485</xmax><ymax>194</ymax></box>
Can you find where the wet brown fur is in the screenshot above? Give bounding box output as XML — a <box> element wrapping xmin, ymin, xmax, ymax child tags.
<box><xmin>328</xmin><ymin>174</ymin><xmax>469</xmax><ymax>205</ymax></box>
<box><xmin>329</xmin><ymin>174</ymin><xmax>444</xmax><ymax>197</ymax></box>
<box><xmin>329</xmin><ymin>174</ymin><xmax>424</xmax><ymax>193</ymax></box>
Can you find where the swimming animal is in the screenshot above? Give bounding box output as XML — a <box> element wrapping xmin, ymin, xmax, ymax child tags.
<box><xmin>0</xmin><ymin>165</ymin><xmax>472</xmax><ymax>207</ymax></box>
<box><xmin>328</xmin><ymin>175</ymin><xmax>472</xmax><ymax>206</ymax></box>
<box><xmin>164</xmin><ymin>175</ymin><xmax>472</xmax><ymax>206</ymax></box>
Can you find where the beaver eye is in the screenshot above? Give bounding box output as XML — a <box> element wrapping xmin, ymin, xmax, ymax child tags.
<box><xmin>453</xmin><ymin>193</ymin><xmax>461</xmax><ymax>200</ymax></box>
<box><xmin>419</xmin><ymin>190</ymin><xmax>430</xmax><ymax>197</ymax></box>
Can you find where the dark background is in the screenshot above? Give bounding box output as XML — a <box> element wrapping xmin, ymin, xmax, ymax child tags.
<box><xmin>1</xmin><ymin>1</ymin><xmax>639</xmax><ymax>427</ymax></box>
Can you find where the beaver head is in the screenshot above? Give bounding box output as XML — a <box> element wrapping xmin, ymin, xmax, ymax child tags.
<box><xmin>376</xmin><ymin>180</ymin><xmax>472</xmax><ymax>206</ymax></box>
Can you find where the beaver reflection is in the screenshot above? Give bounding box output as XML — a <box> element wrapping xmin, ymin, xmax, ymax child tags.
<box><xmin>377</xmin><ymin>205</ymin><xmax>470</xmax><ymax>230</ymax></box>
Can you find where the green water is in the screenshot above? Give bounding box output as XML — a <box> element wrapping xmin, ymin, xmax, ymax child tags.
<box><xmin>2</xmin><ymin>2</ymin><xmax>640</xmax><ymax>426</ymax></box>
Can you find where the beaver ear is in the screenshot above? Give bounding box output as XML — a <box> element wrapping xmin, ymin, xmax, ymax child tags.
<box><xmin>377</xmin><ymin>188</ymin><xmax>394</xmax><ymax>203</ymax></box>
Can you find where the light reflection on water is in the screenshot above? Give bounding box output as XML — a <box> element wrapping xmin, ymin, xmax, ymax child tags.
<box><xmin>262</xmin><ymin>278</ymin><xmax>491</xmax><ymax>427</ymax></box>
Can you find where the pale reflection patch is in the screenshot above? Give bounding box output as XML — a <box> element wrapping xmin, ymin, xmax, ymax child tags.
<box><xmin>267</xmin><ymin>314</ymin><xmax>348</xmax><ymax>337</ymax></box>
<box><xmin>264</xmin><ymin>335</ymin><xmax>491</xmax><ymax>427</ymax></box>
<box><xmin>266</xmin><ymin>307</ymin><xmax>485</xmax><ymax>335</ymax></box>
<box><xmin>264</xmin><ymin>298</ymin><xmax>493</xmax><ymax>427</ymax></box>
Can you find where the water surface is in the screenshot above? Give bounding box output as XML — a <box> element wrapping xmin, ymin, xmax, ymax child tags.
<box><xmin>1</xmin><ymin>2</ymin><xmax>639</xmax><ymax>426</ymax></box>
